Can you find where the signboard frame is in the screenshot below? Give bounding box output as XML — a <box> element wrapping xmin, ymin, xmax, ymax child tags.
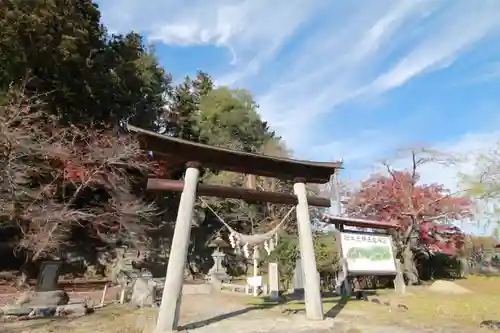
<box><xmin>339</xmin><ymin>231</ymin><xmax>398</xmax><ymax>276</ymax></box>
<box><xmin>247</xmin><ymin>275</ymin><xmax>263</xmax><ymax>287</ymax></box>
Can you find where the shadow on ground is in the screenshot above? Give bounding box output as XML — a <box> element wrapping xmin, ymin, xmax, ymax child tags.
<box><xmin>324</xmin><ymin>298</ymin><xmax>348</xmax><ymax>319</ymax></box>
<box><xmin>179</xmin><ymin>296</ymin><xmax>281</xmax><ymax>331</ymax></box>
<box><xmin>0</xmin><ymin>318</ymin><xmax>66</xmax><ymax>333</ymax></box>
<box><xmin>279</xmin><ymin>290</ymin><xmax>379</xmax><ymax>319</ymax></box>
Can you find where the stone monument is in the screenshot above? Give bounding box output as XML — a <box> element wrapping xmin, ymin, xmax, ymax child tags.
<box><xmin>268</xmin><ymin>262</ymin><xmax>280</xmax><ymax>300</ymax></box>
<box><xmin>291</xmin><ymin>257</ymin><xmax>305</xmax><ymax>294</ymax></box>
<box><xmin>207</xmin><ymin>237</ymin><xmax>230</xmax><ymax>282</ymax></box>
<box><xmin>36</xmin><ymin>261</ymin><xmax>62</xmax><ymax>292</ymax></box>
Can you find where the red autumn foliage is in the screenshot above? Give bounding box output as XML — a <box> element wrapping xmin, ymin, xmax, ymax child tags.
<box><xmin>0</xmin><ymin>98</ymin><xmax>158</xmax><ymax>260</ymax></box>
<box><xmin>64</xmin><ymin>160</ymin><xmax>87</xmax><ymax>181</ymax></box>
<box><xmin>135</xmin><ymin>153</ymin><xmax>186</xmax><ymax>177</ymax></box>
<box><xmin>419</xmin><ymin>221</ymin><xmax>465</xmax><ymax>256</ymax></box>
<box><xmin>150</xmin><ymin>159</ymin><xmax>175</xmax><ymax>176</ymax></box>
<box><xmin>346</xmin><ymin>171</ymin><xmax>473</xmax><ymax>255</ymax></box>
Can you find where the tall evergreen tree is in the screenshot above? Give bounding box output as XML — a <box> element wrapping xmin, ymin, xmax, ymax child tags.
<box><xmin>0</xmin><ymin>0</ymin><xmax>170</xmax><ymax>129</ymax></box>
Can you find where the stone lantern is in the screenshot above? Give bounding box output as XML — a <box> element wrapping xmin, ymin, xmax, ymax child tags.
<box><xmin>207</xmin><ymin>236</ymin><xmax>230</xmax><ymax>282</ymax></box>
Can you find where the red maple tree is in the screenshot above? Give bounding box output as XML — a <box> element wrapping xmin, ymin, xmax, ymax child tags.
<box><xmin>0</xmin><ymin>97</ymin><xmax>159</xmax><ymax>262</ymax></box>
<box><xmin>345</xmin><ymin>151</ymin><xmax>473</xmax><ymax>283</ymax></box>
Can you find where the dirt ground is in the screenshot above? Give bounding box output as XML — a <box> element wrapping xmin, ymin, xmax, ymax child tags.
<box><xmin>1</xmin><ymin>276</ymin><xmax>499</xmax><ymax>333</ymax></box>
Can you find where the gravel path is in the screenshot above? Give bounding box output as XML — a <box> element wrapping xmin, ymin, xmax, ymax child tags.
<box><xmin>0</xmin><ymin>293</ymin><xmax>484</xmax><ymax>333</ymax></box>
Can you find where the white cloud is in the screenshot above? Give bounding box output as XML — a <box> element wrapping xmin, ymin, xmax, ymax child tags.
<box><xmin>255</xmin><ymin>1</ymin><xmax>434</xmax><ymax>144</ymax></box>
<box><xmin>312</xmin><ymin>124</ymin><xmax>500</xmax><ymax>195</ymax></box>
<box><xmin>408</xmin><ymin>132</ymin><xmax>500</xmax><ymax>235</ymax></box>
<box><xmin>96</xmin><ymin>0</ymin><xmax>500</xmax><ymax>234</ymax></box>
<box><xmin>97</xmin><ymin>1</ymin><xmax>500</xmax><ymax>148</ymax></box>
<box><xmin>369</xmin><ymin>2</ymin><xmax>500</xmax><ymax>94</ymax></box>
<box><xmin>326</xmin><ymin>130</ymin><xmax>500</xmax><ymax>235</ymax></box>
<box><xmin>342</xmin><ymin>130</ymin><xmax>500</xmax><ymax>189</ymax></box>
<box><xmin>98</xmin><ymin>0</ymin><xmax>325</xmax><ymax>85</ymax></box>
<box><xmin>255</xmin><ymin>1</ymin><xmax>500</xmax><ymax>150</ymax></box>
<box><xmin>97</xmin><ymin>0</ymin><xmax>500</xmax><ymax>177</ymax></box>
<box><xmin>417</xmin><ymin>132</ymin><xmax>500</xmax><ymax>191</ymax></box>
<box><xmin>309</xmin><ymin>130</ymin><xmax>397</xmax><ymax>168</ymax></box>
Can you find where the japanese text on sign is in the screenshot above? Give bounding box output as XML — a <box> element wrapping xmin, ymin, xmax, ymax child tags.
<box><xmin>342</xmin><ymin>233</ymin><xmax>389</xmax><ymax>244</ymax></box>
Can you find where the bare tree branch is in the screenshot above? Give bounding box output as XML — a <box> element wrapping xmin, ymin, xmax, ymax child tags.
<box><xmin>0</xmin><ymin>93</ymin><xmax>158</xmax><ymax>260</ymax></box>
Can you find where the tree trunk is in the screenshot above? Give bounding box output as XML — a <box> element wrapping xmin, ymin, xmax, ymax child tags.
<box><xmin>402</xmin><ymin>246</ymin><xmax>419</xmax><ymax>285</ymax></box>
<box><xmin>458</xmin><ymin>257</ymin><xmax>468</xmax><ymax>278</ymax></box>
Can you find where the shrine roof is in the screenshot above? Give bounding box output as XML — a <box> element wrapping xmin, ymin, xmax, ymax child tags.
<box><xmin>322</xmin><ymin>214</ymin><xmax>399</xmax><ymax>230</ymax></box>
<box><xmin>127</xmin><ymin>125</ymin><xmax>342</xmax><ymax>183</ymax></box>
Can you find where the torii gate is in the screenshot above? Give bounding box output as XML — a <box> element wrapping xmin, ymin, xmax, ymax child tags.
<box><xmin>127</xmin><ymin>125</ymin><xmax>343</xmax><ymax>332</ymax></box>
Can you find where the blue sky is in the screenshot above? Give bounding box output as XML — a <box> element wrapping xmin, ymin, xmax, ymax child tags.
<box><xmin>96</xmin><ymin>0</ymin><xmax>500</xmax><ymax>234</ymax></box>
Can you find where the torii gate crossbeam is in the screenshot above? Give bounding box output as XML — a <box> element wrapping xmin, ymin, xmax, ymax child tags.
<box><xmin>127</xmin><ymin>125</ymin><xmax>343</xmax><ymax>332</ymax></box>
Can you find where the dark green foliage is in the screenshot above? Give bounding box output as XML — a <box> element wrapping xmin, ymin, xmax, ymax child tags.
<box><xmin>0</xmin><ymin>0</ymin><xmax>170</xmax><ymax>128</ymax></box>
<box><xmin>162</xmin><ymin>78</ymin><xmax>200</xmax><ymax>140</ymax></box>
<box><xmin>0</xmin><ymin>0</ymin><xmax>286</xmax><ymax>279</ymax></box>
<box><xmin>266</xmin><ymin>234</ymin><xmax>299</xmax><ymax>290</ymax></box>
<box><xmin>197</xmin><ymin>87</ymin><xmax>276</xmax><ymax>152</ymax></box>
<box><xmin>160</xmin><ymin>71</ymin><xmax>215</xmax><ymax>141</ymax></box>
<box><xmin>264</xmin><ymin>233</ymin><xmax>340</xmax><ymax>290</ymax></box>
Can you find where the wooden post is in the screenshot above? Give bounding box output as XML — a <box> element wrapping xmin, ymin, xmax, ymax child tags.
<box><xmin>119</xmin><ymin>287</ymin><xmax>127</xmax><ymax>304</ymax></box>
<box><xmin>155</xmin><ymin>164</ymin><xmax>200</xmax><ymax>333</ymax></box>
<box><xmin>332</xmin><ymin>172</ymin><xmax>342</xmax><ymax>215</ymax></box>
<box><xmin>334</xmin><ymin>230</ymin><xmax>349</xmax><ymax>297</ymax></box>
<box><xmin>248</xmin><ymin>174</ymin><xmax>260</xmax><ymax>297</ymax></box>
<box><xmin>100</xmin><ymin>283</ymin><xmax>108</xmax><ymax>307</ymax></box>
<box><xmin>340</xmin><ymin>258</ymin><xmax>352</xmax><ymax>299</ymax></box>
<box><xmin>294</xmin><ymin>180</ymin><xmax>324</xmax><ymax>321</ymax></box>
<box><xmin>246</xmin><ymin>174</ymin><xmax>257</xmax><ymax>190</ymax></box>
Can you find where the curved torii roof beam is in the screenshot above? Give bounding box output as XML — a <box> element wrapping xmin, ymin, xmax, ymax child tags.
<box><xmin>127</xmin><ymin>124</ymin><xmax>342</xmax><ymax>184</ymax></box>
<box><xmin>126</xmin><ymin>124</ymin><xmax>340</xmax><ymax>329</ymax></box>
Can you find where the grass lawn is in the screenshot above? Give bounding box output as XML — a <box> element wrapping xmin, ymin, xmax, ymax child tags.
<box><xmin>247</xmin><ymin>276</ymin><xmax>500</xmax><ymax>331</ymax></box>
<box><xmin>3</xmin><ymin>276</ymin><xmax>499</xmax><ymax>333</ymax></box>
<box><xmin>354</xmin><ymin>276</ymin><xmax>500</xmax><ymax>328</ymax></box>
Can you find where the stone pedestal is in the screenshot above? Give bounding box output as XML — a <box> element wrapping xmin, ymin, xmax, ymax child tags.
<box><xmin>208</xmin><ymin>248</ymin><xmax>230</xmax><ymax>282</ymax></box>
<box><xmin>130</xmin><ymin>277</ymin><xmax>158</xmax><ymax>308</ymax></box>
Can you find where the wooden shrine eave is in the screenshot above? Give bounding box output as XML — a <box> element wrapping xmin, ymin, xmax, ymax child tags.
<box><xmin>322</xmin><ymin>214</ymin><xmax>399</xmax><ymax>230</ymax></box>
<box><xmin>148</xmin><ymin>179</ymin><xmax>331</xmax><ymax>207</ymax></box>
<box><xmin>127</xmin><ymin>125</ymin><xmax>343</xmax><ymax>184</ymax></box>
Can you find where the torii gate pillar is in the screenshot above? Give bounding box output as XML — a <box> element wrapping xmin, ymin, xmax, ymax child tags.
<box><xmin>155</xmin><ymin>163</ymin><xmax>200</xmax><ymax>332</ymax></box>
<box><xmin>294</xmin><ymin>180</ymin><xmax>324</xmax><ymax>320</ymax></box>
<box><xmin>127</xmin><ymin>125</ymin><xmax>342</xmax><ymax>330</ymax></box>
